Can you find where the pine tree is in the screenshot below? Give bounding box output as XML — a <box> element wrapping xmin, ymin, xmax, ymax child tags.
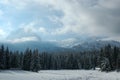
<box><xmin>100</xmin><ymin>57</ymin><xmax>111</xmax><ymax>72</ymax></box>
<box><xmin>11</xmin><ymin>52</ymin><xmax>19</xmax><ymax>68</ymax></box>
<box><xmin>0</xmin><ymin>45</ymin><xmax>4</xmax><ymax>69</ymax></box>
<box><xmin>31</xmin><ymin>49</ymin><xmax>41</xmax><ymax>72</ymax></box>
<box><xmin>116</xmin><ymin>49</ymin><xmax>120</xmax><ymax>72</ymax></box>
<box><xmin>113</xmin><ymin>46</ymin><xmax>118</xmax><ymax>70</ymax></box>
<box><xmin>19</xmin><ymin>52</ymin><xmax>24</xmax><ymax>69</ymax></box>
<box><xmin>5</xmin><ymin>47</ymin><xmax>10</xmax><ymax>69</ymax></box>
<box><xmin>23</xmin><ymin>48</ymin><xmax>32</xmax><ymax>71</ymax></box>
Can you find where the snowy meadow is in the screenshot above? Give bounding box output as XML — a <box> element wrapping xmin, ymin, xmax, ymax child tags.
<box><xmin>0</xmin><ymin>70</ymin><xmax>120</xmax><ymax>80</ymax></box>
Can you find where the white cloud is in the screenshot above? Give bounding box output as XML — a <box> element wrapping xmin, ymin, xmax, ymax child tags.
<box><xmin>8</xmin><ymin>36</ymin><xmax>38</xmax><ymax>43</ymax></box>
<box><xmin>46</xmin><ymin>0</ymin><xmax>120</xmax><ymax>40</ymax></box>
<box><xmin>39</xmin><ymin>27</ymin><xmax>47</xmax><ymax>34</ymax></box>
<box><xmin>101</xmin><ymin>36</ymin><xmax>120</xmax><ymax>42</ymax></box>
<box><xmin>1</xmin><ymin>0</ymin><xmax>120</xmax><ymax>41</ymax></box>
<box><xmin>0</xmin><ymin>0</ymin><xmax>30</xmax><ymax>9</ymax></box>
<box><xmin>48</xmin><ymin>16</ymin><xmax>61</xmax><ymax>24</ymax></box>
<box><xmin>0</xmin><ymin>28</ymin><xmax>6</xmax><ymax>36</ymax></box>
<box><xmin>0</xmin><ymin>28</ymin><xmax>8</xmax><ymax>41</ymax></box>
<box><xmin>20</xmin><ymin>22</ymin><xmax>37</xmax><ymax>33</ymax></box>
<box><xmin>19</xmin><ymin>22</ymin><xmax>48</xmax><ymax>35</ymax></box>
<box><xmin>51</xmin><ymin>38</ymin><xmax>80</xmax><ymax>47</ymax></box>
<box><xmin>5</xmin><ymin>21</ymin><xmax>41</xmax><ymax>41</ymax></box>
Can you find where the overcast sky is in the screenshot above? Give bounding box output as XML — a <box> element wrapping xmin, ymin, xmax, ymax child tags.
<box><xmin>0</xmin><ymin>0</ymin><xmax>120</xmax><ymax>43</ymax></box>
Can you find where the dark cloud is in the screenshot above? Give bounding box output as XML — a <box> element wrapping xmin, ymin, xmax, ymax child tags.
<box><xmin>67</xmin><ymin>0</ymin><xmax>120</xmax><ymax>36</ymax></box>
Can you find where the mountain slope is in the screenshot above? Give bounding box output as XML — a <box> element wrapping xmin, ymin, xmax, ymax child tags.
<box><xmin>0</xmin><ymin>41</ymin><xmax>67</xmax><ymax>52</ymax></box>
<box><xmin>72</xmin><ymin>40</ymin><xmax>120</xmax><ymax>51</ymax></box>
<box><xmin>0</xmin><ymin>40</ymin><xmax>120</xmax><ymax>52</ymax></box>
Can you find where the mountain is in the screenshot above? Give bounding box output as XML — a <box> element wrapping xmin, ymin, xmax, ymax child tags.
<box><xmin>0</xmin><ymin>40</ymin><xmax>120</xmax><ymax>52</ymax></box>
<box><xmin>0</xmin><ymin>41</ymin><xmax>68</xmax><ymax>52</ymax></box>
<box><xmin>72</xmin><ymin>40</ymin><xmax>120</xmax><ymax>51</ymax></box>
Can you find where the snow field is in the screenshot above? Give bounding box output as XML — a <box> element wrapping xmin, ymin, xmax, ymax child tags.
<box><xmin>0</xmin><ymin>70</ymin><xmax>120</xmax><ymax>80</ymax></box>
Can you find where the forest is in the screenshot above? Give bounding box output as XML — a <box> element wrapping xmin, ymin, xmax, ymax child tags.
<box><xmin>0</xmin><ymin>44</ymin><xmax>120</xmax><ymax>72</ymax></box>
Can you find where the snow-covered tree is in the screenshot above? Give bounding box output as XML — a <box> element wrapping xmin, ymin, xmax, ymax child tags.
<box><xmin>31</xmin><ymin>49</ymin><xmax>41</xmax><ymax>72</ymax></box>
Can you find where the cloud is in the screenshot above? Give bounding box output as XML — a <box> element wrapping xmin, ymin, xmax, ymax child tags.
<box><xmin>98</xmin><ymin>0</ymin><xmax>120</xmax><ymax>9</ymax></box>
<box><xmin>46</xmin><ymin>0</ymin><xmax>120</xmax><ymax>41</ymax></box>
<box><xmin>39</xmin><ymin>27</ymin><xmax>48</xmax><ymax>34</ymax></box>
<box><xmin>0</xmin><ymin>10</ymin><xmax>3</xmax><ymax>16</ymax></box>
<box><xmin>19</xmin><ymin>22</ymin><xmax>49</xmax><ymax>36</ymax></box>
<box><xmin>0</xmin><ymin>28</ymin><xmax>8</xmax><ymax>41</ymax></box>
<box><xmin>7</xmin><ymin>36</ymin><xmax>38</xmax><ymax>43</ymax></box>
<box><xmin>0</xmin><ymin>0</ymin><xmax>120</xmax><ymax>41</ymax></box>
<box><xmin>20</xmin><ymin>22</ymin><xmax>37</xmax><ymax>33</ymax></box>
<box><xmin>101</xmin><ymin>36</ymin><xmax>120</xmax><ymax>42</ymax></box>
<box><xmin>0</xmin><ymin>0</ymin><xmax>9</xmax><ymax>5</ymax></box>
<box><xmin>58</xmin><ymin>38</ymin><xmax>78</xmax><ymax>47</ymax></box>
<box><xmin>6</xmin><ymin>21</ymin><xmax>51</xmax><ymax>42</ymax></box>
<box><xmin>6</xmin><ymin>22</ymin><xmax>41</xmax><ymax>40</ymax></box>
<box><xmin>0</xmin><ymin>28</ymin><xmax>6</xmax><ymax>36</ymax></box>
<box><xmin>0</xmin><ymin>0</ymin><xmax>30</xmax><ymax>9</ymax></box>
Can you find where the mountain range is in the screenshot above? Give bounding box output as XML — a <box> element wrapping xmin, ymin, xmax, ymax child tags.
<box><xmin>0</xmin><ymin>40</ymin><xmax>120</xmax><ymax>52</ymax></box>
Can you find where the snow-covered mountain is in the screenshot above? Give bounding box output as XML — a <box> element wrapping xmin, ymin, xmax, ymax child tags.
<box><xmin>72</xmin><ymin>40</ymin><xmax>120</xmax><ymax>51</ymax></box>
<box><xmin>0</xmin><ymin>40</ymin><xmax>120</xmax><ymax>52</ymax></box>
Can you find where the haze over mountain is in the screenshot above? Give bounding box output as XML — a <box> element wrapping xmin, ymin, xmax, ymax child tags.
<box><xmin>1</xmin><ymin>39</ymin><xmax>120</xmax><ymax>53</ymax></box>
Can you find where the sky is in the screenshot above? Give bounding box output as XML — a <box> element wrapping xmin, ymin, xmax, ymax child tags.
<box><xmin>0</xmin><ymin>0</ymin><xmax>120</xmax><ymax>44</ymax></box>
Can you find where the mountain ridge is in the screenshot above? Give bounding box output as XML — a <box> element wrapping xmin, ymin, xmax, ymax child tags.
<box><xmin>0</xmin><ymin>40</ymin><xmax>120</xmax><ymax>52</ymax></box>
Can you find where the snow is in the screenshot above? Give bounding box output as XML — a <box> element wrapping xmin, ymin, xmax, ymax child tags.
<box><xmin>0</xmin><ymin>70</ymin><xmax>120</xmax><ymax>80</ymax></box>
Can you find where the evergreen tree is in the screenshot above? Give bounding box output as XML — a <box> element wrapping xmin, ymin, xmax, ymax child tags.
<box><xmin>23</xmin><ymin>48</ymin><xmax>32</xmax><ymax>71</ymax></box>
<box><xmin>19</xmin><ymin>52</ymin><xmax>24</xmax><ymax>69</ymax></box>
<box><xmin>100</xmin><ymin>57</ymin><xmax>111</xmax><ymax>72</ymax></box>
<box><xmin>116</xmin><ymin>49</ymin><xmax>120</xmax><ymax>72</ymax></box>
<box><xmin>113</xmin><ymin>47</ymin><xmax>119</xmax><ymax>70</ymax></box>
<box><xmin>0</xmin><ymin>45</ymin><xmax>4</xmax><ymax>69</ymax></box>
<box><xmin>31</xmin><ymin>49</ymin><xmax>41</xmax><ymax>72</ymax></box>
<box><xmin>5</xmin><ymin>47</ymin><xmax>10</xmax><ymax>69</ymax></box>
<box><xmin>11</xmin><ymin>52</ymin><xmax>19</xmax><ymax>68</ymax></box>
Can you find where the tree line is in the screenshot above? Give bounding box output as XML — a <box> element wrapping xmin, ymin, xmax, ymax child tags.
<box><xmin>0</xmin><ymin>45</ymin><xmax>120</xmax><ymax>72</ymax></box>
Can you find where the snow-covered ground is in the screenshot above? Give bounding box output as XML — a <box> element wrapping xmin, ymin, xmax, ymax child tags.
<box><xmin>0</xmin><ymin>70</ymin><xmax>120</xmax><ymax>80</ymax></box>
